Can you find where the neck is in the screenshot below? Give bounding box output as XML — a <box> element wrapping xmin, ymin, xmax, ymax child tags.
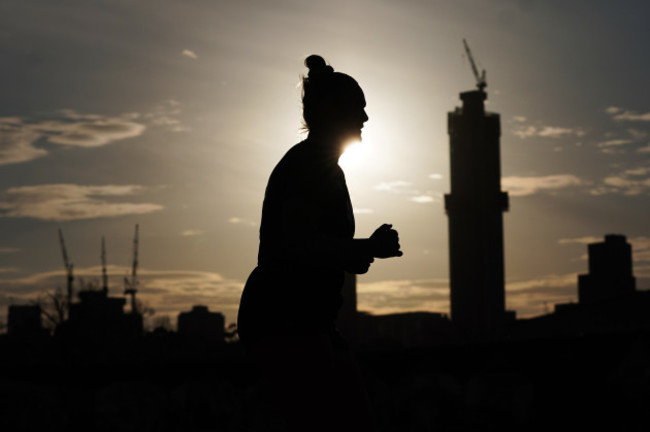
<box><xmin>306</xmin><ymin>130</ymin><xmax>347</xmax><ymax>160</ymax></box>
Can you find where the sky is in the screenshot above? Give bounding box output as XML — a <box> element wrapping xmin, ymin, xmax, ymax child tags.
<box><xmin>1</xmin><ymin>0</ymin><xmax>650</xmax><ymax>328</ymax></box>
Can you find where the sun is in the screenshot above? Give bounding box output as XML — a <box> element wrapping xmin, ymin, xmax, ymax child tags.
<box><xmin>339</xmin><ymin>139</ymin><xmax>369</xmax><ymax>170</ymax></box>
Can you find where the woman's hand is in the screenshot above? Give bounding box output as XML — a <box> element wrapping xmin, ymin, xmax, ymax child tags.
<box><xmin>370</xmin><ymin>224</ymin><xmax>403</xmax><ymax>258</ymax></box>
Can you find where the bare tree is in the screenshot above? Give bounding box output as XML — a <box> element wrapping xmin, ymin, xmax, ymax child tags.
<box><xmin>32</xmin><ymin>287</ymin><xmax>69</xmax><ymax>332</ymax></box>
<box><xmin>225</xmin><ymin>323</ymin><xmax>239</xmax><ymax>343</ymax></box>
<box><xmin>152</xmin><ymin>315</ymin><xmax>174</xmax><ymax>332</ymax></box>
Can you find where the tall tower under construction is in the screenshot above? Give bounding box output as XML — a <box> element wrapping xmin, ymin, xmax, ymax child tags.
<box><xmin>444</xmin><ymin>88</ymin><xmax>509</xmax><ymax>336</ymax></box>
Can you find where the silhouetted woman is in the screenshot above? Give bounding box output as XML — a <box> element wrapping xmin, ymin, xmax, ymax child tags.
<box><xmin>237</xmin><ymin>55</ymin><xmax>402</xmax><ymax>432</ymax></box>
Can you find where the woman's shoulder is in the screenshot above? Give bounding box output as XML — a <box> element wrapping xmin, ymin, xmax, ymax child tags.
<box><xmin>274</xmin><ymin>141</ymin><xmax>317</xmax><ymax>173</ymax></box>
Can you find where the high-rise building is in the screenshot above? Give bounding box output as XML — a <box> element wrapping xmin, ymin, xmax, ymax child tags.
<box><xmin>444</xmin><ymin>90</ymin><xmax>509</xmax><ymax>335</ymax></box>
<box><xmin>578</xmin><ymin>234</ymin><xmax>636</xmax><ymax>303</ymax></box>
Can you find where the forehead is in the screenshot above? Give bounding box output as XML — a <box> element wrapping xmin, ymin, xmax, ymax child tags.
<box><xmin>342</xmin><ymin>82</ymin><xmax>366</xmax><ymax>107</ymax></box>
<box><xmin>335</xmin><ymin>73</ymin><xmax>366</xmax><ymax>106</ymax></box>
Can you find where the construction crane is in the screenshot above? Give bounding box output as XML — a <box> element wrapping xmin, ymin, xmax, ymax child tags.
<box><xmin>58</xmin><ymin>228</ymin><xmax>74</xmax><ymax>317</ymax></box>
<box><xmin>101</xmin><ymin>236</ymin><xmax>108</xmax><ymax>296</ymax></box>
<box><xmin>463</xmin><ymin>38</ymin><xmax>487</xmax><ymax>91</ymax></box>
<box><xmin>124</xmin><ymin>224</ymin><xmax>139</xmax><ymax>314</ymax></box>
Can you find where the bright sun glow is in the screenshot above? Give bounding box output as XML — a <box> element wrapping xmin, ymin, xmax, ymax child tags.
<box><xmin>339</xmin><ymin>139</ymin><xmax>369</xmax><ymax>170</ymax></box>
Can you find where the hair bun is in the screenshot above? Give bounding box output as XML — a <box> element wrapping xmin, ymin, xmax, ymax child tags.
<box><xmin>305</xmin><ymin>54</ymin><xmax>334</xmax><ymax>77</ymax></box>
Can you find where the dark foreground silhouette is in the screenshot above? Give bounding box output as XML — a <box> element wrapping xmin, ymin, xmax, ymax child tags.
<box><xmin>237</xmin><ymin>55</ymin><xmax>402</xmax><ymax>431</ymax></box>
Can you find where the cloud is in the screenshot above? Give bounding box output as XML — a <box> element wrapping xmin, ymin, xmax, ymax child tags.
<box><xmin>37</xmin><ymin>118</ymin><xmax>146</xmax><ymax>148</ymax></box>
<box><xmin>142</xmin><ymin>100</ymin><xmax>190</xmax><ymax>132</ymax></box>
<box><xmin>597</xmin><ymin>139</ymin><xmax>633</xmax><ymax>148</ymax></box>
<box><xmin>180</xmin><ymin>230</ymin><xmax>204</xmax><ymax>237</ymax></box>
<box><xmin>182</xmin><ymin>49</ymin><xmax>198</xmax><ymax>60</ymax></box>
<box><xmin>0</xmin><ymin>184</ymin><xmax>163</xmax><ymax>221</ymax></box>
<box><xmin>627</xmin><ymin>129</ymin><xmax>648</xmax><ymax>140</ymax></box>
<box><xmin>624</xmin><ymin>167</ymin><xmax>650</xmax><ymax>176</ymax></box>
<box><xmin>629</xmin><ymin>237</ymin><xmax>650</xmax><ymax>265</ymax></box>
<box><xmin>228</xmin><ymin>217</ymin><xmax>257</xmax><ymax>227</ymax></box>
<box><xmin>505</xmin><ymin>273</ymin><xmax>578</xmax><ymax>316</ymax></box>
<box><xmin>357</xmin><ymin>273</ymin><xmax>580</xmax><ymax>319</ymax></box>
<box><xmin>0</xmin><ymin>102</ymin><xmax>189</xmax><ymax>166</ymax></box>
<box><xmin>0</xmin><ymin>265</ymin><xmax>244</xmax><ymax>325</ymax></box>
<box><xmin>537</xmin><ymin>126</ymin><xmax>585</xmax><ymax>138</ymax></box>
<box><xmin>512</xmin><ymin>122</ymin><xmax>585</xmax><ymax>140</ymax></box>
<box><xmin>605</xmin><ymin>106</ymin><xmax>622</xmax><ymax>115</ymax></box>
<box><xmin>502</xmin><ymin>174</ymin><xmax>583</xmax><ymax>196</ymax></box>
<box><xmin>0</xmin><ymin>123</ymin><xmax>48</xmax><ymax>165</ymax></box>
<box><xmin>374</xmin><ymin>180</ymin><xmax>414</xmax><ymax>194</ymax></box>
<box><xmin>0</xmin><ymin>111</ymin><xmax>147</xmax><ymax>165</ymax></box>
<box><xmin>637</xmin><ymin>143</ymin><xmax>650</xmax><ymax>153</ymax></box>
<box><xmin>428</xmin><ymin>173</ymin><xmax>443</xmax><ymax>180</ymax></box>
<box><xmin>0</xmin><ymin>268</ymin><xmax>18</xmax><ymax>274</ymax></box>
<box><xmin>513</xmin><ymin>125</ymin><xmax>537</xmax><ymax>139</ymax></box>
<box><xmin>612</xmin><ymin>110</ymin><xmax>650</xmax><ymax>122</ymax></box>
<box><xmin>597</xmin><ymin>169</ymin><xmax>650</xmax><ymax>195</ymax></box>
<box><xmin>411</xmin><ymin>195</ymin><xmax>435</xmax><ymax>203</ymax></box>
<box><xmin>357</xmin><ymin>278</ymin><xmax>450</xmax><ymax>315</ymax></box>
<box><xmin>558</xmin><ymin>236</ymin><xmax>602</xmax><ymax>245</ymax></box>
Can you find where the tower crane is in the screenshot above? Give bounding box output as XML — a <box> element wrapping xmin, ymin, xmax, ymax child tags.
<box><xmin>101</xmin><ymin>236</ymin><xmax>108</xmax><ymax>296</ymax></box>
<box><xmin>58</xmin><ymin>228</ymin><xmax>74</xmax><ymax>317</ymax></box>
<box><xmin>124</xmin><ymin>224</ymin><xmax>139</xmax><ymax>314</ymax></box>
<box><xmin>463</xmin><ymin>38</ymin><xmax>487</xmax><ymax>91</ymax></box>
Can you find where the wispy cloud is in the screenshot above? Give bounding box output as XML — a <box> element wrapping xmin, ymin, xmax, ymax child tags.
<box><xmin>228</xmin><ymin>217</ymin><xmax>257</xmax><ymax>227</ymax></box>
<box><xmin>597</xmin><ymin>139</ymin><xmax>633</xmax><ymax>148</ymax></box>
<box><xmin>182</xmin><ymin>49</ymin><xmax>198</xmax><ymax>60</ymax></box>
<box><xmin>512</xmin><ymin>121</ymin><xmax>586</xmax><ymax>140</ymax></box>
<box><xmin>0</xmin><ymin>123</ymin><xmax>48</xmax><ymax>165</ymax></box>
<box><xmin>37</xmin><ymin>116</ymin><xmax>146</xmax><ymax>148</ymax></box>
<box><xmin>374</xmin><ymin>180</ymin><xmax>439</xmax><ymax>204</ymax></box>
<box><xmin>0</xmin><ymin>102</ymin><xmax>189</xmax><ymax>166</ymax></box>
<box><xmin>411</xmin><ymin>195</ymin><xmax>435</xmax><ymax>203</ymax></box>
<box><xmin>0</xmin><ymin>184</ymin><xmax>163</xmax><ymax>221</ymax></box>
<box><xmin>558</xmin><ymin>236</ymin><xmax>602</xmax><ymax>245</ymax></box>
<box><xmin>0</xmin><ymin>111</ymin><xmax>147</xmax><ymax>166</ymax></box>
<box><xmin>505</xmin><ymin>273</ymin><xmax>578</xmax><ymax>316</ymax></box>
<box><xmin>537</xmin><ymin>126</ymin><xmax>585</xmax><ymax>138</ymax></box>
<box><xmin>502</xmin><ymin>174</ymin><xmax>583</xmax><ymax>196</ymax></box>
<box><xmin>180</xmin><ymin>230</ymin><xmax>204</xmax><ymax>237</ymax></box>
<box><xmin>143</xmin><ymin>100</ymin><xmax>190</xmax><ymax>133</ymax></box>
<box><xmin>357</xmin><ymin>274</ymin><xmax>579</xmax><ymax>318</ymax></box>
<box><xmin>374</xmin><ymin>180</ymin><xmax>415</xmax><ymax>194</ymax></box>
<box><xmin>612</xmin><ymin>110</ymin><xmax>650</xmax><ymax>122</ymax></box>
<box><xmin>357</xmin><ymin>278</ymin><xmax>450</xmax><ymax>315</ymax></box>
<box><xmin>0</xmin><ymin>268</ymin><xmax>18</xmax><ymax>274</ymax></box>
<box><xmin>590</xmin><ymin>164</ymin><xmax>650</xmax><ymax>195</ymax></box>
<box><xmin>638</xmin><ymin>143</ymin><xmax>650</xmax><ymax>153</ymax></box>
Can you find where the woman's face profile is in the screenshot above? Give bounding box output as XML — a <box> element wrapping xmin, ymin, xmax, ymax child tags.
<box><xmin>336</xmin><ymin>87</ymin><xmax>369</xmax><ymax>144</ymax></box>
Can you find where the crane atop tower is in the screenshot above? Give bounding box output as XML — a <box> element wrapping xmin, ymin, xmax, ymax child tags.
<box><xmin>58</xmin><ymin>228</ymin><xmax>74</xmax><ymax>317</ymax></box>
<box><xmin>124</xmin><ymin>224</ymin><xmax>139</xmax><ymax>314</ymax></box>
<box><xmin>463</xmin><ymin>38</ymin><xmax>487</xmax><ymax>91</ymax></box>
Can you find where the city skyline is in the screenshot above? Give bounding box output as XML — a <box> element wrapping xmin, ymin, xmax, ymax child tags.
<box><xmin>2</xmin><ymin>0</ymin><xmax>650</xmax><ymax>326</ymax></box>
